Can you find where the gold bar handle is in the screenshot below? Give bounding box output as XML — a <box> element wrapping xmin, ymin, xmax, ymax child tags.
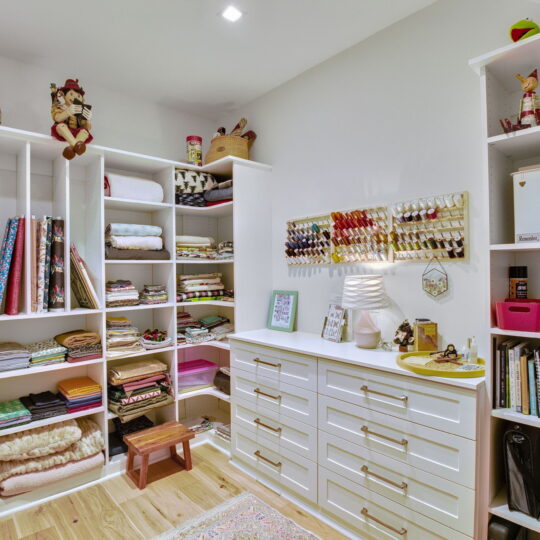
<box><xmin>254</xmin><ymin>418</ymin><xmax>282</xmax><ymax>433</ymax></box>
<box><xmin>361</xmin><ymin>385</ymin><xmax>408</xmax><ymax>403</ymax></box>
<box><xmin>253</xmin><ymin>388</ymin><xmax>281</xmax><ymax>400</ymax></box>
<box><xmin>361</xmin><ymin>425</ymin><xmax>408</xmax><ymax>447</ymax></box>
<box><xmin>253</xmin><ymin>357</ymin><xmax>282</xmax><ymax>368</ymax></box>
<box><xmin>254</xmin><ymin>450</ymin><xmax>281</xmax><ymax>467</ymax></box>
<box><xmin>361</xmin><ymin>507</ymin><xmax>407</xmax><ymax>536</ymax></box>
<box><xmin>361</xmin><ymin>465</ymin><xmax>407</xmax><ymax>491</ymax></box>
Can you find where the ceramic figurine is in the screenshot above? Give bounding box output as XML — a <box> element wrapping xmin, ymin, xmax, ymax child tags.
<box><xmin>393</xmin><ymin>319</ymin><xmax>414</xmax><ymax>352</ymax></box>
<box><xmin>50</xmin><ymin>79</ymin><xmax>93</xmax><ymax>160</ymax></box>
<box><xmin>516</xmin><ymin>70</ymin><xmax>540</xmax><ymax>128</ymax></box>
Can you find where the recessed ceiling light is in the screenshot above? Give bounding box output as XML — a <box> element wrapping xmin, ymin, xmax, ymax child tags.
<box><xmin>222</xmin><ymin>5</ymin><xmax>243</xmax><ymax>22</ymax></box>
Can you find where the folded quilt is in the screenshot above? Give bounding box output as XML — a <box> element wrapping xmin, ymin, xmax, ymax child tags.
<box><xmin>176</xmin><ymin>193</ymin><xmax>205</xmax><ymax>207</ymax></box>
<box><xmin>0</xmin><ymin>419</ymin><xmax>81</xmax><ymax>461</ymax></box>
<box><xmin>54</xmin><ymin>330</ymin><xmax>101</xmax><ymax>348</ymax></box>
<box><xmin>107</xmin><ymin>235</ymin><xmax>163</xmax><ymax>251</ymax></box>
<box><xmin>0</xmin><ymin>360</ymin><xmax>30</xmax><ymax>372</ymax></box>
<box><xmin>108</xmin><ymin>359</ymin><xmax>167</xmax><ymax>385</ymax></box>
<box><xmin>204</xmin><ymin>186</ymin><xmax>233</xmax><ymax>202</ymax></box>
<box><xmin>175</xmin><ymin>235</ymin><xmax>215</xmax><ymax>246</ymax></box>
<box><xmin>28</xmin><ymin>391</ymin><xmax>63</xmax><ymax>408</ymax></box>
<box><xmin>178</xmin><ymin>273</ymin><xmax>221</xmax><ymax>282</ymax></box>
<box><xmin>57</xmin><ymin>376</ymin><xmax>101</xmax><ymax>397</ymax></box>
<box><xmin>108</xmin><ymin>393</ymin><xmax>173</xmax><ymax>423</ymax></box>
<box><xmin>0</xmin><ymin>342</ymin><xmax>30</xmax><ymax>359</ymax></box>
<box><xmin>177</xmin><ymin>290</ymin><xmax>225</xmax><ymax>302</ymax></box>
<box><xmin>113</xmin><ymin>415</ymin><xmax>154</xmax><ymax>437</ymax></box>
<box><xmin>0</xmin><ymin>400</ymin><xmax>31</xmax><ymax>422</ymax></box>
<box><xmin>67</xmin><ymin>344</ymin><xmax>102</xmax><ymax>358</ymax></box>
<box><xmin>66</xmin><ymin>402</ymin><xmax>102</xmax><ymax>414</ymax></box>
<box><xmin>27</xmin><ymin>339</ymin><xmax>67</xmax><ymax>359</ymax></box>
<box><xmin>105</xmin><ymin>223</ymin><xmax>162</xmax><ymax>237</ymax></box>
<box><xmin>105</xmin><ymin>173</ymin><xmax>164</xmax><ymax>203</ymax></box>
<box><xmin>105</xmin><ymin>246</ymin><xmax>170</xmax><ymax>260</ymax></box>
<box><xmin>67</xmin><ymin>354</ymin><xmax>102</xmax><ymax>363</ymax></box>
<box><xmin>0</xmin><ymin>451</ymin><xmax>104</xmax><ymax>497</ymax></box>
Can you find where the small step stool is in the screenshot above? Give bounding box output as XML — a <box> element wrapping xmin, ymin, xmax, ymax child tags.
<box><xmin>123</xmin><ymin>420</ymin><xmax>195</xmax><ymax>489</ymax></box>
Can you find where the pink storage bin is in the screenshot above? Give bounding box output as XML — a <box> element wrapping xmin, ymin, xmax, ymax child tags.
<box><xmin>178</xmin><ymin>359</ymin><xmax>218</xmax><ymax>392</ymax></box>
<box><xmin>496</xmin><ymin>300</ymin><xmax>540</xmax><ymax>332</ymax></box>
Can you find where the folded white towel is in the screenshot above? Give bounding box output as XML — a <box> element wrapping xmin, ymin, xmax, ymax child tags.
<box><xmin>175</xmin><ymin>235</ymin><xmax>215</xmax><ymax>246</ymax></box>
<box><xmin>106</xmin><ymin>173</ymin><xmax>164</xmax><ymax>203</ymax></box>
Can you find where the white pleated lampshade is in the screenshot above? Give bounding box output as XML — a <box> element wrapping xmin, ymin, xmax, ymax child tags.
<box><xmin>341</xmin><ymin>274</ymin><xmax>388</xmax><ymax>310</ymax></box>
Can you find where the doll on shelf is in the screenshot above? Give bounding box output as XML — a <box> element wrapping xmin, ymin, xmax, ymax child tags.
<box><xmin>516</xmin><ymin>69</ymin><xmax>540</xmax><ymax>128</ymax></box>
<box><xmin>50</xmin><ymin>79</ymin><xmax>93</xmax><ymax>160</ymax></box>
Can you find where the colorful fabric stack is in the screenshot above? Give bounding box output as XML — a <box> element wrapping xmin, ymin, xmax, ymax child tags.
<box><xmin>177</xmin><ymin>312</ymin><xmax>202</xmax><ymax>344</ymax></box>
<box><xmin>106</xmin><ymin>316</ymin><xmax>144</xmax><ymax>358</ymax></box>
<box><xmin>139</xmin><ymin>284</ymin><xmax>167</xmax><ymax>305</ymax></box>
<box><xmin>176</xmin><ymin>235</ymin><xmax>218</xmax><ymax>260</ymax></box>
<box><xmin>57</xmin><ymin>376</ymin><xmax>102</xmax><ymax>414</ymax></box>
<box><xmin>215</xmin><ymin>422</ymin><xmax>231</xmax><ymax>443</ymax></box>
<box><xmin>105</xmin><ymin>280</ymin><xmax>139</xmax><ymax>308</ymax></box>
<box><xmin>0</xmin><ymin>342</ymin><xmax>30</xmax><ymax>372</ymax></box>
<box><xmin>107</xmin><ymin>359</ymin><xmax>173</xmax><ymax>422</ymax></box>
<box><xmin>27</xmin><ymin>339</ymin><xmax>67</xmax><ymax>367</ymax></box>
<box><xmin>217</xmin><ymin>241</ymin><xmax>234</xmax><ymax>260</ymax></box>
<box><xmin>177</xmin><ymin>272</ymin><xmax>226</xmax><ymax>302</ymax></box>
<box><xmin>0</xmin><ymin>400</ymin><xmax>31</xmax><ymax>430</ymax></box>
<box><xmin>105</xmin><ymin>223</ymin><xmax>170</xmax><ymax>261</ymax></box>
<box><xmin>199</xmin><ymin>315</ymin><xmax>234</xmax><ymax>341</ymax></box>
<box><xmin>177</xmin><ymin>193</ymin><xmax>205</xmax><ymax>207</ymax></box>
<box><xmin>174</xmin><ymin>169</ymin><xmax>217</xmax><ymax>206</ymax></box>
<box><xmin>140</xmin><ymin>329</ymin><xmax>173</xmax><ymax>350</ymax></box>
<box><xmin>54</xmin><ymin>329</ymin><xmax>102</xmax><ymax>363</ymax></box>
<box><xmin>19</xmin><ymin>391</ymin><xmax>67</xmax><ymax>421</ymax></box>
<box><xmin>0</xmin><ymin>216</ymin><xmax>26</xmax><ymax>316</ymax></box>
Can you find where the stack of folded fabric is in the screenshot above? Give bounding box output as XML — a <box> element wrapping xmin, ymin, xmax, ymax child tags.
<box><xmin>176</xmin><ymin>235</ymin><xmax>218</xmax><ymax>260</ymax></box>
<box><xmin>57</xmin><ymin>376</ymin><xmax>102</xmax><ymax>414</ymax></box>
<box><xmin>105</xmin><ymin>223</ymin><xmax>170</xmax><ymax>261</ymax></box>
<box><xmin>0</xmin><ymin>343</ymin><xmax>31</xmax><ymax>372</ymax></box>
<box><xmin>139</xmin><ymin>284</ymin><xmax>168</xmax><ymax>305</ymax></box>
<box><xmin>204</xmin><ymin>179</ymin><xmax>233</xmax><ymax>206</ymax></box>
<box><xmin>105</xmin><ymin>280</ymin><xmax>140</xmax><ymax>308</ymax></box>
<box><xmin>140</xmin><ymin>329</ymin><xmax>173</xmax><ymax>350</ymax></box>
<box><xmin>19</xmin><ymin>391</ymin><xmax>67</xmax><ymax>421</ymax></box>
<box><xmin>217</xmin><ymin>241</ymin><xmax>234</xmax><ymax>260</ymax></box>
<box><xmin>215</xmin><ymin>422</ymin><xmax>231</xmax><ymax>442</ymax></box>
<box><xmin>175</xmin><ymin>169</ymin><xmax>217</xmax><ymax>206</ymax></box>
<box><xmin>109</xmin><ymin>415</ymin><xmax>154</xmax><ymax>457</ymax></box>
<box><xmin>177</xmin><ymin>272</ymin><xmax>227</xmax><ymax>302</ymax></box>
<box><xmin>0</xmin><ymin>418</ymin><xmax>104</xmax><ymax>497</ymax></box>
<box><xmin>0</xmin><ymin>400</ymin><xmax>31</xmax><ymax>430</ymax></box>
<box><xmin>107</xmin><ymin>359</ymin><xmax>173</xmax><ymax>422</ymax></box>
<box><xmin>54</xmin><ymin>330</ymin><xmax>102</xmax><ymax>364</ymax></box>
<box><xmin>199</xmin><ymin>315</ymin><xmax>234</xmax><ymax>341</ymax></box>
<box><xmin>176</xmin><ymin>312</ymin><xmax>201</xmax><ymax>344</ymax></box>
<box><xmin>27</xmin><ymin>339</ymin><xmax>67</xmax><ymax>367</ymax></box>
<box><xmin>106</xmin><ymin>316</ymin><xmax>144</xmax><ymax>358</ymax></box>
<box><xmin>177</xmin><ymin>193</ymin><xmax>206</xmax><ymax>207</ymax></box>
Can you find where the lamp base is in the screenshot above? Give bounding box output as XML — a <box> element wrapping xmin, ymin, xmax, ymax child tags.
<box><xmin>353</xmin><ymin>310</ymin><xmax>381</xmax><ymax>349</ymax></box>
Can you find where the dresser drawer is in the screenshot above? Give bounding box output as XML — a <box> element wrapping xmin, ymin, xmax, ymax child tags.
<box><xmin>318</xmin><ymin>430</ymin><xmax>474</xmax><ymax>536</ymax></box>
<box><xmin>319</xmin><ymin>466</ymin><xmax>470</xmax><ymax>540</ymax></box>
<box><xmin>231</xmin><ymin>370</ymin><xmax>317</xmax><ymax>426</ymax></box>
<box><xmin>318</xmin><ymin>394</ymin><xmax>475</xmax><ymax>488</ymax></box>
<box><xmin>318</xmin><ymin>359</ymin><xmax>477</xmax><ymax>439</ymax></box>
<box><xmin>231</xmin><ymin>426</ymin><xmax>317</xmax><ymax>503</ymax></box>
<box><xmin>231</xmin><ymin>398</ymin><xmax>317</xmax><ymax>461</ymax></box>
<box><xmin>231</xmin><ymin>341</ymin><xmax>317</xmax><ymax>390</ymax></box>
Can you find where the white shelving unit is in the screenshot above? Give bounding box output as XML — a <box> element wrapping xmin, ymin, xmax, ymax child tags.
<box><xmin>471</xmin><ymin>36</ymin><xmax>540</xmax><ymax>538</ymax></box>
<box><xmin>0</xmin><ymin>125</ymin><xmax>272</xmax><ymax>517</ymax></box>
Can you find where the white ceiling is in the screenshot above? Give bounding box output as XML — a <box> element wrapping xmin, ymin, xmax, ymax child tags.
<box><xmin>0</xmin><ymin>0</ymin><xmax>436</xmax><ymax>119</ymax></box>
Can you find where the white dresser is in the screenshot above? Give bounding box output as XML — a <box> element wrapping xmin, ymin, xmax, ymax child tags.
<box><xmin>229</xmin><ymin>329</ymin><xmax>485</xmax><ymax>540</ymax></box>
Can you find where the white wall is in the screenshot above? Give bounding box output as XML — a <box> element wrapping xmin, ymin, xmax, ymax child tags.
<box><xmin>221</xmin><ymin>0</ymin><xmax>540</xmax><ymax>350</ymax></box>
<box><xmin>0</xmin><ymin>55</ymin><xmax>215</xmax><ymax>161</ymax></box>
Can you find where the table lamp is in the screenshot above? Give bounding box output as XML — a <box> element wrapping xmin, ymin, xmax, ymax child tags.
<box><xmin>342</xmin><ymin>274</ymin><xmax>388</xmax><ymax>349</ymax></box>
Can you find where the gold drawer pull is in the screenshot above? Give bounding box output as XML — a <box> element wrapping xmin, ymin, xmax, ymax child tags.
<box><xmin>361</xmin><ymin>425</ymin><xmax>408</xmax><ymax>447</ymax></box>
<box><xmin>254</xmin><ymin>450</ymin><xmax>281</xmax><ymax>467</ymax></box>
<box><xmin>254</xmin><ymin>418</ymin><xmax>282</xmax><ymax>433</ymax></box>
<box><xmin>361</xmin><ymin>385</ymin><xmax>408</xmax><ymax>403</ymax></box>
<box><xmin>253</xmin><ymin>387</ymin><xmax>281</xmax><ymax>400</ymax></box>
<box><xmin>253</xmin><ymin>357</ymin><xmax>282</xmax><ymax>368</ymax></box>
<box><xmin>361</xmin><ymin>465</ymin><xmax>407</xmax><ymax>491</ymax></box>
<box><xmin>361</xmin><ymin>507</ymin><xmax>407</xmax><ymax>536</ymax></box>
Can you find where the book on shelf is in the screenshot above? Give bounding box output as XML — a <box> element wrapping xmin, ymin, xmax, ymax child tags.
<box><xmin>70</xmin><ymin>243</ymin><xmax>100</xmax><ymax>309</ymax></box>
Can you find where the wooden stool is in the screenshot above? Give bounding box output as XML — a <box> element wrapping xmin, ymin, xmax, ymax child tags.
<box><xmin>123</xmin><ymin>421</ymin><xmax>195</xmax><ymax>489</ymax></box>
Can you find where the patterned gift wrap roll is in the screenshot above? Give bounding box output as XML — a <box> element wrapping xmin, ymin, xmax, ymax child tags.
<box><xmin>42</xmin><ymin>217</ymin><xmax>52</xmax><ymax>310</ymax></box>
<box><xmin>48</xmin><ymin>218</ymin><xmax>65</xmax><ymax>311</ymax></box>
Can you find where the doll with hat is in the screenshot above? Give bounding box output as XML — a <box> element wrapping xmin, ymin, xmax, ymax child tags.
<box><xmin>516</xmin><ymin>69</ymin><xmax>540</xmax><ymax>128</ymax></box>
<box><xmin>50</xmin><ymin>79</ymin><xmax>93</xmax><ymax>160</ymax></box>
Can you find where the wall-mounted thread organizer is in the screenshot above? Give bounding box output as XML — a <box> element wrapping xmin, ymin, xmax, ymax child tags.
<box><xmin>285</xmin><ymin>191</ymin><xmax>468</xmax><ymax>265</ymax></box>
<box><xmin>390</xmin><ymin>191</ymin><xmax>468</xmax><ymax>262</ymax></box>
<box><xmin>331</xmin><ymin>207</ymin><xmax>389</xmax><ymax>263</ymax></box>
<box><xmin>285</xmin><ymin>215</ymin><xmax>332</xmax><ymax>265</ymax></box>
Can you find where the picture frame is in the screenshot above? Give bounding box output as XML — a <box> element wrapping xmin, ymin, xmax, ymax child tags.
<box><xmin>267</xmin><ymin>290</ymin><xmax>298</xmax><ymax>332</ymax></box>
<box><xmin>321</xmin><ymin>303</ymin><xmax>347</xmax><ymax>342</ymax></box>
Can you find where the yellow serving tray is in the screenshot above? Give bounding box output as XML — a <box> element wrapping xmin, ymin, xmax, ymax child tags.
<box><xmin>397</xmin><ymin>351</ymin><xmax>485</xmax><ymax>378</ymax></box>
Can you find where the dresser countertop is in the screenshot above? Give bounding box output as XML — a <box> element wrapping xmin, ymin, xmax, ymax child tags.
<box><xmin>229</xmin><ymin>329</ymin><xmax>486</xmax><ymax>391</ymax></box>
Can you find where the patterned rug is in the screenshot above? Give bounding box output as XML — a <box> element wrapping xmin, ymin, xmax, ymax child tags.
<box><xmin>154</xmin><ymin>491</ymin><xmax>321</xmax><ymax>539</ymax></box>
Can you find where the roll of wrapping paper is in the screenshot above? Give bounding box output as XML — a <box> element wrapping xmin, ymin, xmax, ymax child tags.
<box><xmin>35</xmin><ymin>218</ymin><xmax>47</xmax><ymax>312</ymax></box>
<box><xmin>48</xmin><ymin>218</ymin><xmax>65</xmax><ymax>311</ymax></box>
<box><xmin>42</xmin><ymin>217</ymin><xmax>52</xmax><ymax>311</ymax></box>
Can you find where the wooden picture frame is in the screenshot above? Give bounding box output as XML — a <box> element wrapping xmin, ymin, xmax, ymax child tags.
<box><xmin>267</xmin><ymin>290</ymin><xmax>298</xmax><ymax>332</ymax></box>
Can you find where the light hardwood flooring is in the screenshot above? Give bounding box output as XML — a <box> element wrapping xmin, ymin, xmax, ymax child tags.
<box><xmin>0</xmin><ymin>445</ymin><xmax>348</xmax><ymax>540</ymax></box>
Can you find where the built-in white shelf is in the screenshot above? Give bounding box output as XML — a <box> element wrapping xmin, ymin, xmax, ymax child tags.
<box><xmin>490</xmin><ymin>327</ymin><xmax>540</xmax><ymax>339</ymax></box>
<box><xmin>490</xmin><ymin>242</ymin><xmax>540</xmax><ymax>252</ymax></box>
<box><xmin>0</xmin><ymin>308</ymin><xmax>102</xmax><ymax>321</ymax></box>
<box><xmin>0</xmin><ymin>407</ymin><xmax>105</xmax><ymax>437</ymax></box>
<box><xmin>176</xmin><ymin>386</ymin><xmax>230</xmax><ymax>402</ymax></box>
<box><xmin>176</xmin><ymin>259</ymin><xmax>234</xmax><ymax>264</ymax></box>
<box><xmin>105</xmin><ymin>302</ymin><xmax>174</xmax><ymax>313</ymax></box>
<box><xmin>490</xmin><ymin>489</ymin><xmax>540</xmax><ymax>533</ymax></box>
<box><xmin>104</xmin><ymin>197</ymin><xmax>172</xmax><ymax>212</ymax></box>
<box><xmin>0</xmin><ymin>358</ymin><xmax>103</xmax><ymax>380</ymax></box>
<box><xmin>175</xmin><ymin>201</ymin><xmax>233</xmax><ymax>217</ymax></box>
<box><xmin>106</xmin><ymin>345</ymin><xmax>175</xmax><ymax>362</ymax></box>
<box><xmin>105</xmin><ymin>260</ymin><xmax>172</xmax><ymax>264</ymax></box>
<box><xmin>177</xmin><ymin>301</ymin><xmax>234</xmax><ymax>308</ymax></box>
<box><xmin>487</xmin><ymin>126</ymin><xmax>540</xmax><ymax>161</ymax></box>
<box><xmin>176</xmin><ymin>340</ymin><xmax>230</xmax><ymax>351</ymax></box>
<box><xmin>492</xmin><ymin>408</ymin><xmax>540</xmax><ymax>428</ymax></box>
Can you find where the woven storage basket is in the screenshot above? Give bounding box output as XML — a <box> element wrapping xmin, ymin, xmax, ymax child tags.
<box><xmin>205</xmin><ymin>135</ymin><xmax>249</xmax><ymax>164</ymax></box>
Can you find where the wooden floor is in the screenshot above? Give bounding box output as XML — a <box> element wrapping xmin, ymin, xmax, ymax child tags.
<box><xmin>0</xmin><ymin>445</ymin><xmax>348</xmax><ymax>540</ymax></box>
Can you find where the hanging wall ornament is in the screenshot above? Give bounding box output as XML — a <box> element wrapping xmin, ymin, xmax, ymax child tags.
<box><xmin>422</xmin><ymin>257</ymin><xmax>448</xmax><ymax>297</ymax></box>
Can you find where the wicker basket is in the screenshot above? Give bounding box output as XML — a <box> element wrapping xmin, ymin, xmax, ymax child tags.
<box><xmin>204</xmin><ymin>135</ymin><xmax>249</xmax><ymax>164</ymax></box>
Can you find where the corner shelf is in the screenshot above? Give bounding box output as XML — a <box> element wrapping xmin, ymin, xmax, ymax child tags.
<box><xmin>490</xmin><ymin>489</ymin><xmax>540</xmax><ymax>533</ymax></box>
<box><xmin>106</xmin><ymin>345</ymin><xmax>175</xmax><ymax>361</ymax></box>
<box><xmin>176</xmin><ymin>341</ymin><xmax>230</xmax><ymax>351</ymax></box>
<box><xmin>176</xmin><ymin>386</ymin><xmax>230</xmax><ymax>402</ymax></box>
<box><xmin>176</xmin><ymin>259</ymin><xmax>234</xmax><ymax>265</ymax></box>
<box><xmin>105</xmin><ymin>260</ymin><xmax>172</xmax><ymax>265</ymax></box>
<box><xmin>105</xmin><ymin>302</ymin><xmax>174</xmax><ymax>313</ymax></box>
<box><xmin>175</xmin><ymin>201</ymin><xmax>233</xmax><ymax>217</ymax></box>
<box><xmin>104</xmin><ymin>197</ymin><xmax>172</xmax><ymax>212</ymax></box>
<box><xmin>487</xmin><ymin>126</ymin><xmax>540</xmax><ymax>161</ymax></box>
<box><xmin>177</xmin><ymin>301</ymin><xmax>235</xmax><ymax>308</ymax></box>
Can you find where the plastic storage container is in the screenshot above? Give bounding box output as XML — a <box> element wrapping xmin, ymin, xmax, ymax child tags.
<box><xmin>496</xmin><ymin>300</ymin><xmax>540</xmax><ymax>332</ymax></box>
<box><xmin>178</xmin><ymin>359</ymin><xmax>218</xmax><ymax>392</ymax></box>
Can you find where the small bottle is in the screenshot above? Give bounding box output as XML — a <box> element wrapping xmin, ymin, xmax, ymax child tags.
<box><xmin>509</xmin><ymin>266</ymin><xmax>528</xmax><ymax>299</ymax></box>
<box><xmin>469</xmin><ymin>336</ymin><xmax>478</xmax><ymax>363</ymax></box>
<box><xmin>461</xmin><ymin>339</ymin><xmax>471</xmax><ymax>363</ymax></box>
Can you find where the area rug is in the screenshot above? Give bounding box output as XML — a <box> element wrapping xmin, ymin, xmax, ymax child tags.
<box><xmin>154</xmin><ymin>491</ymin><xmax>321</xmax><ymax>539</ymax></box>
